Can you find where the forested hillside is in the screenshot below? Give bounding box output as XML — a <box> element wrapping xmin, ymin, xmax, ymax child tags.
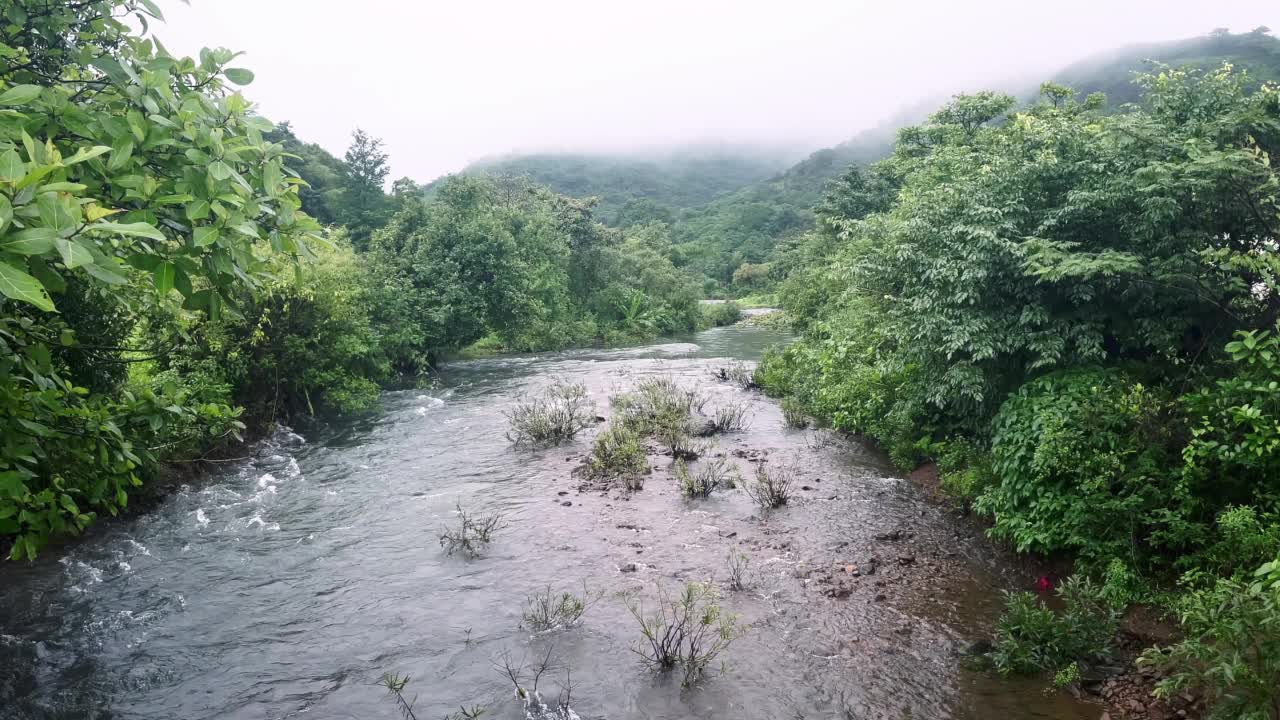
<box><xmin>456</xmin><ymin>149</ymin><xmax>797</xmax><ymax>226</ymax></box>
<box><xmin>458</xmin><ymin>29</ymin><xmax>1280</xmax><ymax>291</ymax></box>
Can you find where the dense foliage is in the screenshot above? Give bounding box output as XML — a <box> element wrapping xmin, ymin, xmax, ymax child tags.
<box><xmin>0</xmin><ymin>0</ymin><xmax>706</xmax><ymax>559</ymax></box>
<box><xmin>759</xmin><ymin>52</ymin><xmax>1280</xmax><ymax>709</ymax></box>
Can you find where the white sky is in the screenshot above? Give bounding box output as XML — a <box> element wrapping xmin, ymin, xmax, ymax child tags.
<box><xmin>152</xmin><ymin>0</ymin><xmax>1280</xmax><ymax>183</ymax></box>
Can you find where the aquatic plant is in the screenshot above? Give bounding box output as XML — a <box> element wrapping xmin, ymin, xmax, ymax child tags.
<box><xmin>742</xmin><ymin>462</ymin><xmax>794</xmax><ymax>509</ymax></box>
<box><xmin>624</xmin><ymin>581</ymin><xmax>741</xmax><ymax>687</ymax></box>
<box><xmin>505</xmin><ymin>383</ymin><xmax>596</xmax><ymax>447</ymax></box>
<box><xmin>712</xmin><ymin>362</ymin><xmax>757</xmax><ymax>390</ymax></box>
<box><xmin>497</xmin><ymin>646</ymin><xmax>579</xmax><ymax>720</ymax></box>
<box><xmin>439</xmin><ymin>501</ymin><xmax>505</xmax><ymax>557</ymax></box>
<box><xmin>588</xmin><ymin>423</ymin><xmax>648</xmax><ymax>486</ymax></box>
<box><xmin>709</xmin><ymin>402</ymin><xmax>752</xmax><ymax>433</ymax></box>
<box><xmin>724</xmin><ymin>547</ymin><xmax>753</xmax><ymax>591</ymax></box>
<box><xmin>780</xmin><ymin>397</ymin><xmax>808</xmax><ymax>429</ymax></box>
<box><xmin>522</xmin><ymin>583</ymin><xmax>602</xmax><ymax>632</ymax></box>
<box><xmin>674</xmin><ymin>456</ymin><xmax>734</xmax><ymax>498</ymax></box>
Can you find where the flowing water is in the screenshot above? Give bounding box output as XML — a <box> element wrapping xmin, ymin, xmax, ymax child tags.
<box><xmin>0</xmin><ymin>321</ymin><xmax>1100</xmax><ymax>720</ymax></box>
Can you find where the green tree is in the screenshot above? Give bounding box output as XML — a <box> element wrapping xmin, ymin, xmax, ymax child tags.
<box><xmin>0</xmin><ymin>0</ymin><xmax>316</xmax><ymax>558</ymax></box>
<box><xmin>340</xmin><ymin>128</ymin><xmax>391</xmax><ymax>248</ymax></box>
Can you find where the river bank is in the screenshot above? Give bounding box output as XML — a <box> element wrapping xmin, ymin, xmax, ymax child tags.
<box><xmin>1</xmin><ymin>323</ymin><xmax>1102</xmax><ymax>720</ymax></box>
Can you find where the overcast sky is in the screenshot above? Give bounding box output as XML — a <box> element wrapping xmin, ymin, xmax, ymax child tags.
<box><xmin>152</xmin><ymin>1</ymin><xmax>1279</xmax><ymax>183</ymax></box>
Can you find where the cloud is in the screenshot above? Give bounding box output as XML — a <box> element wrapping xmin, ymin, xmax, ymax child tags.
<box><xmin>152</xmin><ymin>0</ymin><xmax>1280</xmax><ymax>181</ymax></box>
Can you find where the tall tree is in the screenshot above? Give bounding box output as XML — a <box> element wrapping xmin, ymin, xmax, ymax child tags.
<box><xmin>340</xmin><ymin>128</ymin><xmax>391</xmax><ymax>248</ymax></box>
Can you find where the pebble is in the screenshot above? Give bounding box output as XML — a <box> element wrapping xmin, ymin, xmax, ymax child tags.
<box><xmin>561</xmin><ymin>500</ymin><xmax>572</xmax><ymax>506</ymax></box>
<box><xmin>620</xmin><ymin>562</ymin><xmax>638</xmax><ymax>573</ymax></box>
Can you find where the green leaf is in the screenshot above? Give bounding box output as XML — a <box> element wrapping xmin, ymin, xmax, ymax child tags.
<box><xmin>0</xmin><ymin>85</ymin><xmax>41</xmax><ymax>106</ymax></box>
<box><xmin>55</xmin><ymin>238</ymin><xmax>93</xmax><ymax>268</ymax></box>
<box><xmin>208</xmin><ymin>161</ymin><xmax>233</xmax><ymax>181</ymax></box>
<box><xmin>1</xmin><ymin>227</ymin><xmax>57</xmax><ymax>254</ymax></box>
<box><xmin>153</xmin><ymin>262</ymin><xmax>175</xmax><ymax>295</ymax></box>
<box><xmin>186</xmin><ymin>200</ymin><xmax>210</xmax><ymax>221</ymax></box>
<box><xmin>87</xmin><ymin>222</ymin><xmax>165</xmax><ymax>241</ymax></box>
<box><xmin>193</xmin><ymin>225</ymin><xmax>217</xmax><ymax>247</ymax></box>
<box><xmin>0</xmin><ymin>193</ymin><xmax>10</xmax><ymax>233</ymax></box>
<box><xmin>137</xmin><ymin>0</ymin><xmax>165</xmax><ymax>19</ymax></box>
<box><xmin>0</xmin><ymin>147</ymin><xmax>24</xmax><ymax>182</ymax></box>
<box><xmin>81</xmin><ymin>260</ymin><xmax>129</xmax><ymax>285</ymax></box>
<box><xmin>0</xmin><ymin>259</ymin><xmax>55</xmax><ymax>311</ymax></box>
<box><xmin>223</xmin><ymin>68</ymin><xmax>254</xmax><ymax>85</ymax></box>
<box><xmin>63</xmin><ymin>145</ymin><xmax>111</xmax><ymax>166</ymax></box>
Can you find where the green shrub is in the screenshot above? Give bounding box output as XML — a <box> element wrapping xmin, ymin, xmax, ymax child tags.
<box><xmin>975</xmin><ymin>369</ymin><xmax>1178</xmax><ymax>566</ymax></box>
<box><xmin>625</xmin><ymin>581</ymin><xmax>741</xmax><ymax>687</ymax></box>
<box><xmin>505</xmin><ymin>382</ymin><xmax>596</xmax><ymax>447</ymax></box>
<box><xmin>932</xmin><ymin>438</ymin><xmax>996</xmax><ymax>502</ymax></box>
<box><xmin>742</xmin><ymin>462</ymin><xmax>794</xmax><ymax>508</ymax></box>
<box><xmin>991</xmin><ymin>576</ymin><xmax>1119</xmax><ymax>677</ymax></box>
<box><xmin>779</xmin><ymin>397</ymin><xmax>809</xmax><ymax>429</ymax></box>
<box><xmin>699</xmin><ymin>301</ymin><xmax>742</xmax><ymax>328</ymax></box>
<box><xmin>1141</xmin><ymin>557</ymin><xmax>1280</xmax><ymax>720</ymax></box>
<box><xmin>674</xmin><ymin>456</ymin><xmax>735</xmax><ymax>498</ymax></box>
<box><xmin>521</xmin><ymin>582</ymin><xmax>601</xmax><ymax>632</ymax></box>
<box><xmin>588</xmin><ymin>423</ymin><xmax>648</xmax><ymax>482</ymax></box>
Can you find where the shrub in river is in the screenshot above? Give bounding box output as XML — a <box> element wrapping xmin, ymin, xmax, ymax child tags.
<box><xmin>505</xmin><ymin>382</ymin><xmax>596</xmax><ymax>447</ymax></box>
<box><xmin>522</xmin><ymin>582</ymin><xmax>601</xmax><ymax>632</ymax></box>
<box><xmin>724</xmin><ymin>547</ymin><xmax>752</xmax><ymax>591</ymax></box>
<box><xmin>700</xmin><ymin>301</ymin><xmax>742</xmax><ymax>328</ymax></box>
<box><xmin>625</xmin><ymin>581</ymin><xmax>741</xmax><ymax>687</ymax></box>
<box><xmin>675</xmin><ymin>456</ymin><xmax>736</xmax><ymax>498</ymax></box>
<box><xmin>712</xmin><ymin>361</ymin><xmax>757</xmax><ymax>390</ymax></box>
<box><xmin>742</xmin><ymin>462</ymin><xmax>795</xmax><ymax>509</ymax></box>
<box><xmin>614</xmin><ymin>377</ymin><xmax>706</xmax><ymax>434</ymax></box>
<box><xmin>656</xmin><ymin>423</ymin><xmax>703</xmax><ymax>460</ymax></box>
<box><xmin>780</xmin><ymin>397</ymin><xmax>808</xmax><ymax>429</ymax></box>
<box><xmin>439</xmin><ymin>501</ymin><xmax>505</xmax><ymax>557</ymax></box>
<box><xmin>991</xmin><ymin>575</ymin><xmax>1119</xmax><ymax>677</ymax></box>
<box><xmin>1140</xmin><ymin>557</ymin><xmax>1280</xmax><ymax>720</ymax></box>
<box><xmin>589</xmin><ymin>423</ymin><xmax>648</xmax><ymax>485</ymax></box>
<box><xmin>497</xmin><ymin>646</ymin><xmax>578</xmax><ymax>720</ymax></box>
<box><xmin>378</xmin><ymin>673</ymin><xmax>485</xmax><ymax>720</ymax></box>
<box><xmin>709</xmin><ymin>402</ymin><xmax>751</xmax><ymax>433</ymax></box>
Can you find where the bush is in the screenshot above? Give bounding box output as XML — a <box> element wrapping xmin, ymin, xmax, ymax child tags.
<box><xmin>724</xmin><ymin>548</ymin><xmax>752</xmax><ymax>591</ymax></box>
<box><xmin>709</xmin><ymin>402</ymin><xmax>751</xmax><ymax>433</ymax></box>
<box><xmin>974</xmin><ymin>369</ymin><xmax>1178</xmax><ymax>566</ymax></box>
<box><xmin>588</xmin><ymin>423</ymin><xmax>648</xmax><ymax>483</ymax></box>
<box><xmin>700</xmin><ymin>301</ymin><xmax>742</xmax><ymax>328</ymax></box>
<box><xmin>780</xmin><ymin>396</ymin><xmax>808</xmax><ymax>429</ymax></box>
<box><xmin>991</xmin><ymin>576</ymin><xmax>1119</xmax><ymax>677</ymax></box>
<box><xmin>712</xmin><ymin>362</ymin><xmax>756</xmax><ymax>390</ymax></box>
<box><xmin>522</xmin><ymin>583</ymin><xmax>601</xmax><ymax>632</ymax></box>
<box><xmin>439</xmin><ymin>502</ymin><xmax>505</xmax><ymax>557</ymax></box>
<box><xmin>625</xmin><ymin>581</ymin><xmax>741</xmax><ymax>687</ymax></box>
<box><xmin>742</xmin><ymin>462</ymin><xmax>794</xmax><ymax>509</ymax></box>
<box><xmin>505</xmin><ymin>382</ymin><xmax>596</xmax><ymax>447</ymax></box>
<box><xmin>1141</xmin><ymin>557</ymin><xmax>1280</xmax><ymax>720</ymax></box>
<box><xmin>675</xmin><ymin>457</ymin><xmax>735</xmax><ymax>498</ymax></box>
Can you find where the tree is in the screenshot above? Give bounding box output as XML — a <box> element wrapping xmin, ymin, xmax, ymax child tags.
<box><xmin>340</xmin><ymin>128</ymin><xmax>391</xmax><ymax>248</ymax></box>
<box><xmin>0</xmin><ymin>0</ymin><xmax>317</xmax><ymax>558</ymax></box>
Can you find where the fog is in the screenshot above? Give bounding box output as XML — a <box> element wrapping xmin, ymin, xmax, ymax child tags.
<box><xmin>151</xmin><ymin>0</ymin><xmax>1279</xmax><ymax>182</ymax></box>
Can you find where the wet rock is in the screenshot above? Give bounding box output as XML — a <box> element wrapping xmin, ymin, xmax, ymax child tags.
<box><xmin>897</xmin><ymin>554</ymin><xmax>916</xmax><ymax>565</ymax></box>
<box><xmin>557</xmin><ymin>491</ymin><xmax>568</xmax><ymax>496</ymax></box>
<box><xmin>961</xmin><ymin>639</ymin><xmax>993</xmax><ymax>656</ymax></box>
<box><xmin>561</xmin><ymin>500</ymin><xmax>573</xmax><ymax>507</ymax></box>
<box><xmin>620</xmin><ymin>562</ymin><xmax>638</xmax><ymax>573</ymax></box>
<box><xmin>873</xmin><ymin>593</ymin><xmax>887</xmax><ymax>602</ymax></box>
<box><xmin>874</xmin><ymin>529</ymin><xmax>913</xmax><ymax>542</ymax></box>
<box><xmin>801</xmin><ymin>485</ymin><xmax>814</xmax><ymax>491</ymax></box>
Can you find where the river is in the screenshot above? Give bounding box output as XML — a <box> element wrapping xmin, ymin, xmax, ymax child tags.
<box><xmin>0</xmin><ymin>320</ymin><xmax>1098</xmax><ymax>720</ymax></box>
